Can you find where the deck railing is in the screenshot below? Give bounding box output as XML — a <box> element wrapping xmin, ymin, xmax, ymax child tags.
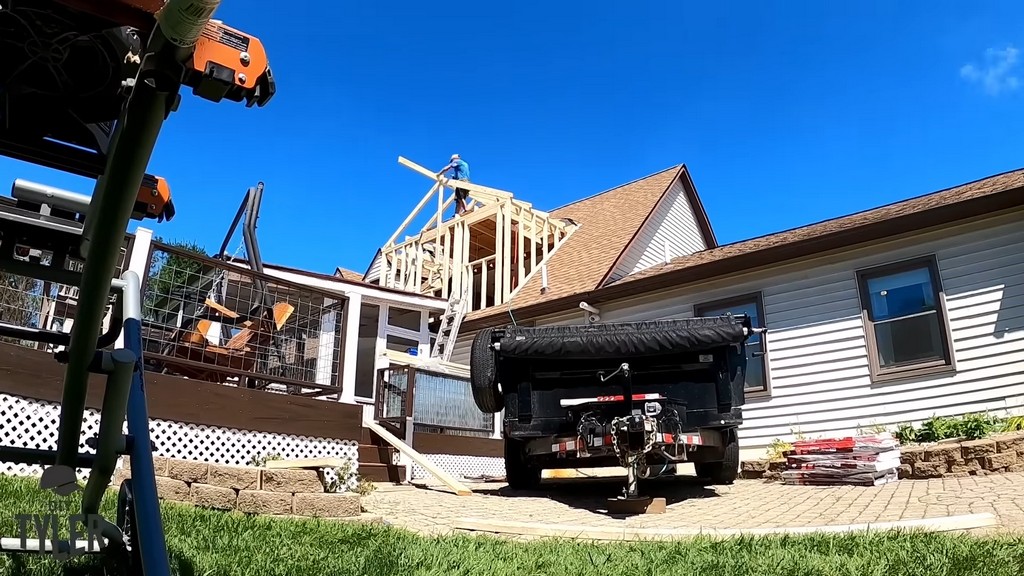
<box><xmin>139</xmin><ymin>241</ymin><xmax>344</xmax><ymax>398</ymax></box>
<box><xmin>375</xmin><ymin>364</ymin><xmax>494</xmax><ymax>437</ymax></box>
<box><xmin>0</xmin><ymin>235</ymin><xmax>133</xmax><ymax>353</ymax></box>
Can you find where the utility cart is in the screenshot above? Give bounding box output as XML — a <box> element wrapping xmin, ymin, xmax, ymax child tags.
<box><xmin>470</xmin><ymin>316</ymin><xmax>764</xmax><ymax>506</ymax></box>
<box><xmin>0</xmin><ymin>1</ymin><xmax>274</xmax><ymax>573</ymax></box>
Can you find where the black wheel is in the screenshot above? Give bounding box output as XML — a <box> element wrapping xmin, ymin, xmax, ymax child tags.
<box><xmin>115</xmin><ymin>479</ymin><xmax>142</xmax><ymax>574</ymax></box>
<box><xmin>504</xmin><ymin>438</ymin><xmax>541</xmax><ymax>490</ymax></box>
<box><xmin>694</xmin><ymin>431</ymin><xmax>740</xmax><ymax>485</ymax></box>
<box><xmin>470</xmin><ymin>328</ymin><xmax>502</xmax><ymax>413</ymax></box>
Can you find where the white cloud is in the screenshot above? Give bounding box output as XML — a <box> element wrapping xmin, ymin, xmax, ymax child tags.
<box><xmin>960</xmin><ymin>45</ymin><xmax>1020</xmax><ymax>96</ymax></box>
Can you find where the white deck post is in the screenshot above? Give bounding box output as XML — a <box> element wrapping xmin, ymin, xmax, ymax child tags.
<box><xmin>339</xmin><ymin>292</ymin><xmax>361</xmax><ymax>404</ymax></box>
<box><xmin>419</xmin><ymin>310</ymin><xmax>430</xmax><ymax>356</ymax></box>
<box><xmin>116</xmin><ymin>226</ymin><xmax>153</xmax><ymax>349</ymax></box>
<box><xmin>314</xmin><ymin>297</ymin><xmax>338</xmax><ymax>395</ymax></box>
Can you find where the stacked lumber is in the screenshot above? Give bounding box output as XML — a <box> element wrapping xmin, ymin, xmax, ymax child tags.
<box><xmin>781</xmin><ymin>433</ymin><xmax>901</xmax><ymax>486</ymax></box>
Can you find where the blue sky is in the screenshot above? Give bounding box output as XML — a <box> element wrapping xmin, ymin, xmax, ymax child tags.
<box><xmin>3</xmin><ymin>1</ymin><xmax>1023</xmax><ymax>275</ymax></box>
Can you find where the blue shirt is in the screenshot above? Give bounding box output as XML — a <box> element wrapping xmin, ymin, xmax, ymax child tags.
<box><xmin>443</xmin><ymin>159</ymin><xmax>470</xmax><ymax>181</ymax></box>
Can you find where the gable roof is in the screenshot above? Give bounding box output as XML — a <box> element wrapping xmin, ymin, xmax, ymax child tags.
<box><xmin>462</xmin><ymin>166</ymin><xmax>1024</xmax><ymax>330</ymax></box>
<box><xmin>465</xmin><ymin>164</ymin><xmax>713</xmax><ymax>323</ymax></box>
<box><xmin>333</xmin><ymin>266</ymin><xmax>365</xmax><ymax>282</ymax></box>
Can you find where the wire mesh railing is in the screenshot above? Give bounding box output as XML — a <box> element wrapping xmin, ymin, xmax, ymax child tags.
<box><xmin>140</xmin><ymin>241</ymin><xmax>344</xmax><ymax>397</ymax></box>
<box><xmin>375</xmin><ymin>364</ymin><xmax>494</xmax><ymax>437</ymax></box>
<box><xmin>0</xmin><ymin>236</ymin><xmax>132</xmax><ymax>353</ymax></box>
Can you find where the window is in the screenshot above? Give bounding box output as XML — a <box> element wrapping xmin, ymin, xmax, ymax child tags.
<box><xmin>388</xmin><ymin>306</ymin><xmax>422</xmax><ymax>333</ymax></box>
<box><xmin>386</xmin><ymin>334</ymin><xmax>420</xmax><ymax>356</ymax></box>
<box><xmin>694</xmin><ymin>293</ymin><xmax>769</xmax><ymax>396</ymax></box>
<box><xmin>856</xmin><ymin>256</ymin><xmax>954</xmax><ymax>382</ymax></box>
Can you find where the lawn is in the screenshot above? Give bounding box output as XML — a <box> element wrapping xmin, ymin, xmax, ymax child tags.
<box><xmin>0</xmin><ymin>474</ymin><xmax>1022</xmax><ymax>576</ymax></box>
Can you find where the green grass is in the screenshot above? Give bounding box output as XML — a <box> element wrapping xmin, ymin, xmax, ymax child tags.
<box><xmin>1</xmin><ymin>474</ymin><xmax>1023</xmax><ymax>576</ymax></box>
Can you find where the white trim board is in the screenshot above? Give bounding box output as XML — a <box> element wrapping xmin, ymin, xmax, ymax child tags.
<box><xmin>226</xmin><ymin>261</ymin><xmax>447</xmax><ymax>310</ymax></box>
<box><xmin>452</xmin><ymin>513</ymin><xmax>998</xmax><ymax>541</ymax></box>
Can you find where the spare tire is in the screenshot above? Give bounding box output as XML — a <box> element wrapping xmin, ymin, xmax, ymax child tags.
<box><xmin>470</xmin><ymin>328</ymin><xmax>502</xmax><ymax>413</ymax></box>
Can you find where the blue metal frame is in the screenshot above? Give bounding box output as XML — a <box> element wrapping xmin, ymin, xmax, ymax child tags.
<box><xmin>122</xmin><ymin>311</ymin><xmax>170</xmax><ymax>576</ymax></box>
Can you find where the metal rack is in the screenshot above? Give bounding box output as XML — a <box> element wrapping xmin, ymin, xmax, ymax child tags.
<box><xmin>0</xmin><ymin>1</ymin><xmax>275</xmax><ymax>573</ymax></box>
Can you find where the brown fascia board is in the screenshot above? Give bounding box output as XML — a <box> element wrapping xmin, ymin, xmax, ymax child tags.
<box><xmin>362</xmin><ymin>248</ymin><xmax>382</xmax><ymax>280</ymax></box>
<box><xmin>597</xmin><ymin>164</ymin><xmax>685</xmax><ymax>287</ymax></box>
<box><xmin>460</xmin><ymin>182</ymin><xmax>1024</xmax><ymax>332</ymax></box>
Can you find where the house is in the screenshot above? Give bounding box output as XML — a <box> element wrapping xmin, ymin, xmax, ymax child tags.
<box><xmin>365</xmin><ymin>158</ymin><xmax>1024</xmax><ymax>464</ymax></box>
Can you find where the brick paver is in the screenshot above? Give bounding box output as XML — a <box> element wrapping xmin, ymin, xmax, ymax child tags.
<box><xmin>361</xmin><ymin>472</ymin><xmax>1024</xmax><ymax>537</ymax></box>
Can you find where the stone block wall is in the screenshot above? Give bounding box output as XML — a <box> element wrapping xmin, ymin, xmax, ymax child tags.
<box><xmin>897</xmin><ymin>432</ymin><xmax>1024</xmax><ymax>479</ymax></box>
<box><xmin>112</xmin><ymin>456</ymin><xmax>361</xmax><ymax>518</ymax></box>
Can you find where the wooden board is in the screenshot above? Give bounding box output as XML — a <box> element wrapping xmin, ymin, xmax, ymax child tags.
<box><xmin>363</xmin><ymin>420</ymin><xmax>473</xmax><ymax>496</ymax></box>
<box><xmin>263</xmin><ymin>457</ymin><xmax>348</xmax><ymax>469</ymax></box>
<box><xmin>452</xmin><ymin>513</ymin><xmax>999</xmax><ymax>541</ymax></box>
<box><xmin>0</xmin><ymin>343</ymin><xmax>363</xmax><ymax>441</ymax></box>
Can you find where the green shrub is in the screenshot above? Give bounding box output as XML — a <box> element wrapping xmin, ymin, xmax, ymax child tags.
<box><xmin>959</xmin><ymin>413</ymin><xmax>1002</xmax><ymax>440</ymax></box>
<box><xmin>766</xmin><ymin>438</ymin><xmax>792</xmax><ymax>460</ymax></box>
<box><xmin>893</xmin><ymin>423</ymin><xmax>917</xmax><ymax>445</ymax></box>
<box><xmin>893</xmin><ymin>412</ymin><xmax>1006</xmax><ymax>445</ymax></box>
<box><xmin>1002</xmin><ymin>415</ymin><xmax>1024</xmax><ymax>433</ymax></box>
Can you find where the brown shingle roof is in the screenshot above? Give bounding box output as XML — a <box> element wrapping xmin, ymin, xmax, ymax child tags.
<box><xmin>465</xmin><ymin>164</ymin><xmax>686</xmax><ymax>322</ymax></box>
<box><xmin>334</xmin><ymin>267</ymin><xmax>365</xmax><ymax>282</ymax></box>
<box><xmin>462</xmin><ymin>166</ymin><xmax>1024</xmax><ymax>330</ymax></box>
<box><xmin>615</xmin><ymin>167</ymin><xmax>1024</xmax><ymax>286</ymax></box>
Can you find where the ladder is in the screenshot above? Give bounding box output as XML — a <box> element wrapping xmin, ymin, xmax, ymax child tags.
<box><xmin>430</xmin><ymin>283</ymin><xmax>470</xmax><ymax>362</ymax></box>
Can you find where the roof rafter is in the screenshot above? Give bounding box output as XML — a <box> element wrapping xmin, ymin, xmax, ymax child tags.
<box><xmin>376</xmin><ymin>156</ymin><xmax>579</xmax><ymax>314</ymax></box>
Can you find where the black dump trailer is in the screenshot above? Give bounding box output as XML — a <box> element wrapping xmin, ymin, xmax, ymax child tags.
<box><xmin>470</xmin><ymin>314</ymin><xmax>764</xmax><ymax>498</ymax></box>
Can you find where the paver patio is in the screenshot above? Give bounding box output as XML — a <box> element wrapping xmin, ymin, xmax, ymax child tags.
<box><xmin>361</xmin><ymin>472</ymin><xmax>1024</xmax><ymax>537</ymax></box>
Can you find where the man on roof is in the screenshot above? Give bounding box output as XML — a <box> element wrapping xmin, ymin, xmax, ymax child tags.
<box><xmin>436</xmin><ymin>153</ymin><xmax>471</xmax><ymax>216</ymax></box>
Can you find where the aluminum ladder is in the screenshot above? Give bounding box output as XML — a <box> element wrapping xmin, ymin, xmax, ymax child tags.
<box><xmin>430</xmin><ymin>283</ymin><xmax>470</xmax><ymax>362</ymax></box>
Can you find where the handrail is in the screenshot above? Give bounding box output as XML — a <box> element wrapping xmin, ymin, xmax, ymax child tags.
<box><xmin>150</xmin><ymin>241</ymin><xmax>332</xmax><ymax>297</ymax></box>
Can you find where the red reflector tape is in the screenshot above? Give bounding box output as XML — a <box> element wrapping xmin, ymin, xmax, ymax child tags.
<box><xmin>546</xmin><ymin>431</ymin><xmax>705</xmax><ymax>453</ymax></box>
<box><xmin>560</xmin><ymin>393</ymin><xmax>666</xmax><ymax>407</ymax></box>
<box><xmin>662</xmin><ymin>433</ymin><xmax>703</xmax><ymax>445</ymax></box>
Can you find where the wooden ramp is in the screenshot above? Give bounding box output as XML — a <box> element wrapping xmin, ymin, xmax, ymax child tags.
<box><xmin>363</xmin><ymin>420</ymin><xmax>474</xmax><ymax>496</ymax></box>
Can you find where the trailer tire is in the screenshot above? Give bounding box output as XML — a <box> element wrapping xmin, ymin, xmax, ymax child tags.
<box><xmin>114</xmin><ymin>479</ymin><xmax>142</xmax><ymax>573</ymax></box>
<box><xmin>470</xmin><ymin>328</ymin><xmax>503</xmax><ymax>413</ymax></box>
<box><xmin>504</xmin><ymin>438</ymin><xmax>541</xmax><ymax>490</ymax></box>
<box><xmin>694</xmin><ymin>431</ymin><xmax>740</xmax><ymax>485</ymax></box>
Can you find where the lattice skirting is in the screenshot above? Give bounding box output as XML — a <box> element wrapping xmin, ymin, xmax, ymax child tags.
<box><xmin>0</xmin><ymin>393</ymin><xmax>359</xmax><ymax>487</ymax></box>
<box><xmin>410</xmin><ymin>454</ymin><xmax>505</xmax><ymax>481</ymax></box>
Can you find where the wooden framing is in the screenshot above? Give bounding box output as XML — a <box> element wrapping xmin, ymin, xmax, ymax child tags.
<box><xmin>379</xmin><ymin>157</ymin><xmax>579</xmax><ymax>313</ymax></box>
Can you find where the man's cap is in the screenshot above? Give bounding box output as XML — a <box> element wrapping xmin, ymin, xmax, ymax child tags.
<box><xmin>39</xmin><ymin>465</ymin><xmax>82</xmax><ymax>497</ymax></box>
<box><xmin>451</xmin><ymin>153</ymin><xmax>460</xmax><ymax>160</ymax></box>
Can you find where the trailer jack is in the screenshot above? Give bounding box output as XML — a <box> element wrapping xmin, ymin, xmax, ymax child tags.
<box><xmin>602</xmin><ymin>364</ymin><xmax>667</xmax><ymax>515</ymax></box>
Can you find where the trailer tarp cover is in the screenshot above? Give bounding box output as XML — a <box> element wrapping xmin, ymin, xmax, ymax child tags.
<box><xmin>495</xmin><ymin>316</ymin><xmax>751</xmax><ymax>360</ymax></box>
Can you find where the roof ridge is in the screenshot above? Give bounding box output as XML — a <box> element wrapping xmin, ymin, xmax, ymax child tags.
<box><xmin>597</xmin><ymin>164</ymin><xmax>686</xmax><ymax>287</ymax></box>
<box><xmin>549</xmin><ymin>163</ymin><xmax>684</xmax><ymax>212</ymax></box>
<box><xmin>682</xmin><ymin>166</ymin><xmax>1024</xmax><ymax>256</ymax></box>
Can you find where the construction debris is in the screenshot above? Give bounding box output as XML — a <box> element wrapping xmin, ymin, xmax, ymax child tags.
<box><xmin>780</xmin><ymin>433</ymin><xmax>902</xmax><ymax>486</ymax></box>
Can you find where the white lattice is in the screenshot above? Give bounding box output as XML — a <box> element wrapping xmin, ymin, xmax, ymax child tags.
<box><xmin>0</xmin><ymin>393</ymin><xmax>359</xmax><ymax>490</ymax></box>
<box><xmin>410</xmin><ymin>454</ymin><xmax>505</xmax><ymax>481</ymax></box>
